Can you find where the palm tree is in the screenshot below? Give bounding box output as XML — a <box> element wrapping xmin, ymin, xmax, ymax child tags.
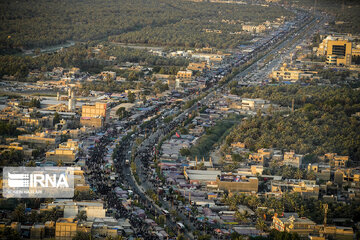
<box><xmin>256</xmin><ymin>217</ymin><xmax>267</xmax><ymax>231</ymax></box>
<box><xmin>235</xmin><ymin>210</ymin><xmax>249</xmax><ymax>224</ymax></box>
<box><xmin>295</xmin><ymin>169</ymin><xmax>303</xmax><ymax>179</ymax></box>
<box><xmin>76</xmin><ymin>210</ymin><xmax>87</xmax><ymax>222</ymax></box>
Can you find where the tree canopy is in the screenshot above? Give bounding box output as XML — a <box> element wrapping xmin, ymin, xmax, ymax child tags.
<box><xmin>228</xmin><ymin>85</ymin><xmax>360</xmax><ymax>162</ymax></box>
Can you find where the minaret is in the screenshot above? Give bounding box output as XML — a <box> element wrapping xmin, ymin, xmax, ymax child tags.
<box><xmin>68</xmin><ymin>88</ymin><xmax>76</xmax><ymax>111</ymax></box>
<box><xmin>57</xmin><ymin>92</ymin><xmax>60</xmax><ymax>101</ymax></box>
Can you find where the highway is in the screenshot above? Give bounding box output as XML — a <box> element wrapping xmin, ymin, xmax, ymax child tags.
<box><xmin>108</xmin><ymin>10</ymin><xmax>327</xmax><ymax>239</ymax></box>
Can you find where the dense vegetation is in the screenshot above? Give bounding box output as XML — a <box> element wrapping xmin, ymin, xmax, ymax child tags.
<box><xmin>102</xmin><ymin>45</ymin><xmax>189</xmax><ymax>66</ymax></box>
<box><xmin>0</xmin><ymin>43</ymin><xmax>188</xmax><ymax>79</ymax></box>
<box><xmin>227</xmin><ymin>85</ymin><xmax>360</xmax><ymax>162</ymax></box>
<box><xmin>223</xmin><ymin>192</ymin><xmax>360</xmax><ymax>225</ymax></box>
<box><xmin>0</xmin><ymin>0</ymin><xmax>292</xmax><ymax>52</ymax></box>
<box><xmin>189</xmin><ymin>115</ymin><xmax>242</xmax><ymax>158</ymax></box>
<box><xmin>288</xmin><ymin>0</ymin><xmax>360</xmax><ymax>34</ymax></box>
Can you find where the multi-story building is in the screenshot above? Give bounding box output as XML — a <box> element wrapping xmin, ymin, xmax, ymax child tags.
<box><xmin>242</xmin><ymin>24</ymin><xmax>266</xmax><ymax>33</ymax></box>
<box><xmin>249</xmin><ymin>148</ymin><xmax>273</xmax><ymax>164</ymax></box>
<box><xmin>100</xmin><ymin>71</ymin><xmax>116</xmax><ymax>80</ymax></box>
<box><xmin>272</xmin><ymin>213</ymin><xmax>316</xmax><ymax>237</ymax></box>
<box><xmin>283</xmin><ymin>151</ymin><xmax>303</xmax><ymax>168</ymax></box>
<box><xmin>326</xmin><ymin>40</ymin><xmax>352</xmax><ymax>66</ymax></box>
<box><xmin>55</xmin><ymin>218</ymin><xmax>78</xmax><ymax>240</ymax></box>
<box><xmin>271</xmin><ymin>63</ymin><xmax>319</xmax><ymax>82</ymax></box>
<box><xmin>231</xmin><ymin>142</ymin><xmax>246</xmax><ymax>148</ymax></box>
<box><xmin>322</xmin><ymin>153</ymin><xmax>349</xmax><ymax>167</ymax></box>
<box><xmin>18</xmin><ymin>132</ymin><xmax>60</xmax><ymax>148</ymax></box>
<box><xmin>271</xmin><ymin>180</ymin><xmax>319</xmax><ymax>199</ymax></box>
<box><xmin>177</xmin><ymin>70</ymin><xmax>193</xmax><ymax>79</ymax></box>
<box><xmin>81</xmin><ymin>102</ymin><xmax>108</xmax><ymax>119</ymax></box>
<box><xmin>45</xmin><ymin>139</ymin><xmax>79</xmax><ymax>164</ymax></box>
<box><xmin>187</xmin><ymin>62</ymin><xmax>208</xmax><ymax>72</ymax></box>
<box><xmin>216</xmin><ymin>174</ymin><xmax>258</xmax><ymax>193</ymax></box>
<box><xmin>42</xmin><ymin>200</ymin><xmax>106</xmax><ymax>221</ymax></box>
<box><xmin>240</xmin><ymin>98</ymin><xmax>268</xmax><ymax>111</ymax></box>
<box><xmin>316</xmin><ymin>36</ymin><xmax>357</xmax><ymax>66</ymax></box>
<box><xmin>307</xmin><ymin>163</ymin><xmax>331</xmax><ymax>181</ymax></box>
<box><xmin>81</xmin><ymin>102</ymin><xmax>108</xmax><ymax>128</ymax></box>
<box><xmin>0</xmin><ymin>142</ymin><xmax>35</xmax><ymax>157</ymax></box>
<box><xmin>20</xmin><ymin>116</ymin><xmax>53</xmax><ymax>128</ymax></box>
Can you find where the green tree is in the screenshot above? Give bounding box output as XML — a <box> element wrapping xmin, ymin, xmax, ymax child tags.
<box><xmin>53</xmin><ymin>112</ymin><xmax>60</xmax><ymax>126</ymax></box>
<box><xmin>116</xmin><ymin>107</ymin><xmax>128</xmax><ymax>119</ymax></box>
<box><xmin>179</xmin><ymin>148</ymin><xmax>191</xmax><ymax>156</ymax></box>
<box><xmin>127</xmin><ymin>91</ymin><xmax>135</xmax><ymax>103</ymax></box>
<box><xmin>12</xmin><ymin>204</ymin><xmax>26</xmax><ymax>223</ymax></box>
<box><xmin>72</xmin><ymin>232</ymin><xmax>92</xmax><ymax>240</ymax></box>
<box><xmin>76</xmin><ymin>210</ymin><xmax>87</xmax><ymax>222</ymax></box>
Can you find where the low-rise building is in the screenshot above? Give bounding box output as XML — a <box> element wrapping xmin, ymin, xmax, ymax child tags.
<box><xmin>55</xmin><ymin>218</ymin><xmax>78</xmax><ymax>240</ymax></box>
<box><xmin>177</xmin><ymin>70</ymin><xmax>193</xmax><ymax>79</ymax></box>
<box><xmin>322</xmin><ymin>153</ymin><xmax>349</xmax><ymax>167</ymax></box>
<box><xmin>272</xmin><ymin>213</ymin><xmax>316</xmax><ymax>237</ymax></box>
<box><xmin>216</xmin><ymin>174</ymin><xmax>258</xmax><ymax>193</ymax></box>
<box><xmin>43</xmin><ymin>200</ymin><xmax>106</xmax><ymax>221</ymax></box>
<box><xmin>242</xmin><ymin>24</ymin><xmax>266</xmax><ymax>33</ymax></box>
<box><xmin>271</xmin><ymin>63</ymin><xmax>319</xmax><ymax>82</ymax></box>
<box><xmin>283</xmin><ymin>151</ymin><xmax>303</xmax><ymax>168</ymax></box>
<box><xmin>187</xmin><ymin>62</ymin><xmax>208</xmax><ymax>72</ymax></box>
<box><xmin>45</xmin><ymin>139</ymin><xmax>80</xmax><ymax>164</ymax></box>
<box><xmin>100</xmin><ymin>71</ymin><xmax>116</xmax><ymax>80</ymax></box>
<box><xmin>271</xmin><ymin>180</ymin><xmax>319</xmax><ymax>199</ymax></box>
<box><xmin>307</xmin><ymin>163</ymin><xmax>331</xmax><ymax>181</ymax></box>
<box><xmin>18</xmin><ymin>132</ymin><xmax>60</xmax><ymax>148</ymax></box>
<box><xmin>249</xmin><ymin>149</ymin><xmax>273</xmax><ymax>164</ymax></box>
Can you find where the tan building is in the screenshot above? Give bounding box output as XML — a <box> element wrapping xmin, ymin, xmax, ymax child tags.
<box><xmin>272</xmin><ymin>213</ymin><xmax>316</xmax><ymax>237</ymax></box>
<box><xmin>323</xmin><ymin>153</ymin><xmax>349</xmax><ymax>167</ymax></box>
<box><xmin>271</xmin><ymin>64</ymin><xmax>318</xmax><ymax>82</ymax></box>
<box><xmin>240</xmin><ymin>98</ymin><xmax>268</xmax><ymax>111</ymax></box>
<box><xmin>177</xmin><ymin>70</ymin><xmax>193</xmax><ymax>79</ymax></box>
<box><xmin>21</xmin><ymin>116</ymin><xmax>53</xmax><ymax>128</ymax></box>
<box><xmin>45</xmin><ymin>139</ymin><xmax>79</xmax><ymax>164</ymax></box>
<box><xmin>231</xmin><ymin>142</ymin><xmax>246</xmax><ymax>148</ymax></box>
<box><xmin>249</xmin><ymin>148</ymin><xmax>272</xmax><ymax>164</ymax></box>
<box><xmin>242</xmin><ymin>24</ymin><xmax>266</xmax><ymax>33</ymax></box>
<box><xmin>55</xmin><ymin>218</ymin><xmax>78</xmax><ymax>240</ymax></box>
<box><xmin>216</xmin><ymin>174</ymin><xmax>258</xmax><ymax>193</ymax></box>
<box><xmin>80</xmin><ymin>117</ymin><xmax>103</xmax><ymax>128</ymax></box>
<box><xmin>100</xmin><ymin>71</ymin><xmax>116</xmax><ymax>80</ymax></box>
<box><xmin>81</xmin><ymin>102</ymin><xmax>108</xmax><ymax>119</ymax></box>
<box><xmin>81</xmin><ymin>102</ymin><xmax>108</xmax><ymax>128</ymax></box>
<box><xmin>46</xmin><ymin>148</ymin><xmax>77</xmax><ymax>163</ymax></box>
<box><xmin>326</xmin><ymin>40</ymin><xmax>352</xmax><ymax>66</ymax></box>
<box><xmin>307</xmin><ymin>163</ymin><xmax>331</xmax><ymax>181</ymax></box>
<box><xmin>0</xmin><ymin>142</ymin><xmax>35</xmax><ymax>157</ymax></box>
<box><xmin>271</xmin><ymin>180</ymin><xmax>319</xmax><ymax>199</ymax></box>
<box><xmin>187</xmin><ymin>62</ymin><xmax>208</xmax><ymax>72</ymax></box>
<box><xmin>18</xmin><ymin>132</ymin><xmax>60</xmax><ymax>147</ymax></box>
<box><xmin>321</xmin><ymin>226</ymin><xmax>354</xmax><ymax>240</ymax></box>
<box><xmin>283</xmin><ymin>151</ymin><xmax>303</xmax><ymax>168</ymax></box>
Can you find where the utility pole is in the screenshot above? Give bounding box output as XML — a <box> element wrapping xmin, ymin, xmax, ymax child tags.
<box><xmin>291</xmin><ymin>98</ymin><xmax>295</xmax><ymax>113</ymax></box>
